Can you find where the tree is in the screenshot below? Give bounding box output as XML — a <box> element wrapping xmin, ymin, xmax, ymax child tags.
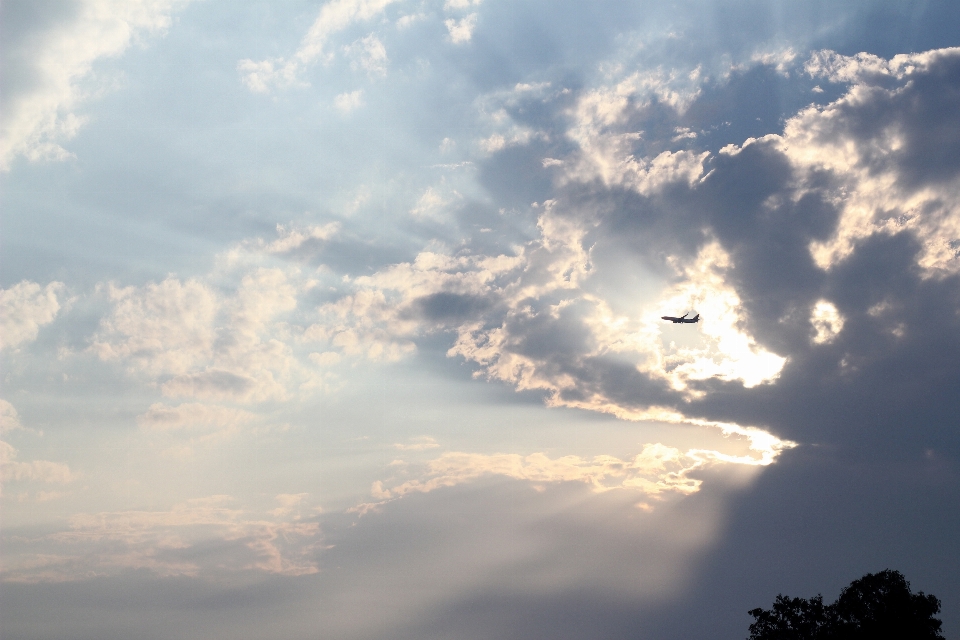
<box><xmin>747</xmin><ymin>570</ymin><xmax>944</xmax><ymax>640</ymax></box>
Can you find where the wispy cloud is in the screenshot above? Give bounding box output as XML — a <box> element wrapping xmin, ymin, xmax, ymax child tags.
<box><xmin>238</xmin><ymin>0</ymin><xmax>400</xmax><ymax>93</ymax></box>
<box><xmin>358</xmin><ymin>425</ymin><xmax>794</xmax><ymax>514</ymax></box>
<box><xmin>2</xmin><ymin>495</ymin><xmax>321</xmax><ymax>583</ymax></box>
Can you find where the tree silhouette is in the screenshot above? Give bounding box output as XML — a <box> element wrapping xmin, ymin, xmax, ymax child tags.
<box><xmin>747</xmin><ymin>570</ymin><xmax>944</xmax><ymax>639</ymax></box>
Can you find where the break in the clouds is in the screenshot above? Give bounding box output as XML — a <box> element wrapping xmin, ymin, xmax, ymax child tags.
<box><xmin>2</xmin><ymin>1</ymin><xmax>959</xmax><ymax>638</ymax></box>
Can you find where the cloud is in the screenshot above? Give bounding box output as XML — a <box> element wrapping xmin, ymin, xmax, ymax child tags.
<box><xmin>409</xmin><ymin>186</ymin><xmax>461</xmax><ymax>220</ymax></box>
<box><xmin>787</xmin><ymin>48</ymin><xmax>960</xmax><ymax>275</ymax></box>
<box><xmin>0</xmin><ymin>399</ymin><xmax>24</xmax><ymax>433</ymax></box>
<box><xmin>346</xmin><ymin>33</ymin><xmax>388</xmax><ymax>76</ymax></box>
<box><xmin>237</xmin><ymin>0</ymin><xmax>399</xmax><ymax>93</ymax></box>
<box><xmin>265</xmin><ymin>222</ymin><xmax>341</xmax><ymax>254</ymax></box>
<box><xmin>0</xmin><ymin>400</ymin><xmax>75</xmax><ymax>495</ymax></box>
<box><xmin>394</xmin><ymin>436</ymin><xmax>441</xmax><ymax>451</ymax></box>
<box><xmin>93</xmin><ymin>267</ymin><xmax>315</xmax><ymax>403</ymax></box>
<box><xmin>0</xmin><ymin>281</ymin><xmax>64</xmax><ymax>350</ymax></box>
<box><xmin>359</xmin><ymin>420</ymin><xmax>794</xmax><ymax>515</ymax></box>
<box><xmin>810</xmin><ymin>299</ymin><xmax>844</xmax><ymax>344</ymax></box>
<box><xmin>2</xmin><ymin>495</ymin><xmax>321</xmax><ymax>582</ymax></box>
<box><xmin>92</xmin><ymin>277</ymin><xmax>219</xmax><ymax>376</ymax></box>
<box><xmin>335</xmin><ymin>89</ymin><xmax>365</xmax><ymax>113</ymax></box>
<box><xmin>0</xmin><ymin>0</ymin><xmax>191</xmax><ymax>169</ymax></box>
<box><xmin>0</xmin><ymin>439</ymin><xmax>75</xmax><ymax>495</ymax></box>
<box><xmin>444</xmin><ymin>0</ymin><xmax>481</xmax><ymax>9</ymax></box>
<box><xmin>445</xmin><ymin>14</ymin><xmax>477</xmax><ymax>44</ymax></box>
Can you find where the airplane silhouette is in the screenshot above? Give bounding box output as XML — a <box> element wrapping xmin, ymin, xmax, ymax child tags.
<box><xmin>661</xmin><ymin>312</ymin><xmax>700</xmax><ymax>324</ymax></box>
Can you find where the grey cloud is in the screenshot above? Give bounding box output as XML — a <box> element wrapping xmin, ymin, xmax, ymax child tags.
<box><xmin>448</xmin><ymin>47</ymin><xmax>960</xmax><ymax>461</ymax></box>
<box><xmin>413</xmin><ymin>292</ymin><xmax>494</xmax><ymax>323</ymax></box>
<box><xmin>815</xmin><ymin>50</ymin><xmax>960</xmax><ymax>189</ymax></box>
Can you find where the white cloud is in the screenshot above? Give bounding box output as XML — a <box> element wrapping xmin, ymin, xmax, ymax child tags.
<box><xmin>359</xmin><ymin>424</ymin><xmax>794</xmax><ymax>514</ymax></box>
<box><xmin>92</xmin><ymin>278</ymin><xmax>219</xmax><ymax>376</ymax></box>
<box><xmin>445</xmin><ymin>14</ymin><xmax>478</xmax><ymax>44</ymax></box>
<box><xmin>0</xmin><ymin>439</ymin><xmax>75</xmax><ymax>491</ymax></box>
<box><xmin>335</xmin><ymin>90</ymin><xmax>365</xmax><ymax>113</ymax></box>
<box><xmin>396</xmin><ymin>12</ymin><xmax>426</xmax><ymax>29</ymax></box>
<box><xmin>93</xmin><ymin>267</ymin><xmax>315</xmax><ymax>403</ymax></box>
<box><xmin>803</xmin><ymin>48</ymin><xmax>953</xmax><ymax>84</ymax></box>
<box><xmin>303</xmin><ymin>250</ymin><xmax>522</xmax><ymax>363</ymax></box>
<box><xmin>0</xmin><ymin>401</ymin><xmax>75</xmax><ymax>496</ymax></box>
<box><xmin>565</xmin><ymin>72</ymin><xmax>707</xmax><ymax>191</ymax></box>
<box><xmin>444</xmin><ymin>0</ymin><xmax>482</xmax><ymax>9</ymax></box>
<box><xmin>750</xmin><ymin>48</ymin><xmax>798</xmax><ymax>76</ymax></box>
<box><xmin>810</xmin><ymin>300</ymin><xmax>844</xmax><ymax>344</ymax></box>
<box><xmin>0</xmin><ymin>281</ymin><xmax>64</xmax><ymax>350</ymax></box>
<box><xmin>0</xmin><ymin>0</ymin><xmax>191</xmax><ymax>169</ymax></box>
<box><xmin>409</xmin><ymin>186</ymin><xmax>459</xmax><ymax>220</ymax></box>
<box><xmin>346</xmin><ymin>33</ymin><xmax>388</xmax><ymax>76</ymax></box>
<box><xmin>784</xmin><ymin>48</ymin><xmax>960</xmax><ymax>276</ymax></box>
<box><xmin>1</xmin><ymin>495</ymin><xmax>321</xmax><ymax>582</ymax></box>
<box><xmin>265</xmin><ymin>222</ymin><xmax>341</xmax><ymax>253</ymax></box>
<box><xmin>238</xmin><ymin>0</ymin><xmax>399</xmax><ymax>93</ymax></box>
<box><xmin>0</xmin><ymin>400</ymin><xmax>24</xmax><ymax>433</ymax></box>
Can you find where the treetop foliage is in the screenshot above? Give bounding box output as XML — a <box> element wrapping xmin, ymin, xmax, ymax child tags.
<box><xmin>747</xmin><ymin>569</ymin><xmax>943</xmax><ymax>640</ymax></box>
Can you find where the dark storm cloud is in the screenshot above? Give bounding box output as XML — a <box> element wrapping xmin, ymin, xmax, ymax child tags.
<box><xmin>449</xmin><ymin>47</ymin><xmax>960</xmax><ymax>461</ymax></box>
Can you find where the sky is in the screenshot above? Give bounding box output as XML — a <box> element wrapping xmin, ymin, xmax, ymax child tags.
<box><xmin>2</xmin><ymin>0</ymin><xmax>959</xmax><ymax>638</ymax></box>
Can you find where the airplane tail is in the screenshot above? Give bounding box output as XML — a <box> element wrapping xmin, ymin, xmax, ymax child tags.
<box><xmin>692</xmin><ymin>314</ymin><xmax>700</xmax><ymax>322</ymax></box>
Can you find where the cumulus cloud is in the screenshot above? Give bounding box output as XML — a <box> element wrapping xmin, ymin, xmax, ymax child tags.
<box><xmin>0</xmin><ymin>0</ymin><xmax>191</xmax><ymax>169</ymax></box>
<box><xmin>1</xmin><ymin>495</ymin><xmax>321</xmax><ymax>582</ymax></box>
<box><xmin>0</xmin><ymin>281</ymin><xmax>64</xmax><ymax>350</ymax></box>
<box><xmin>445</xmin><ymin>14</ymin><xmax>477</xmax><ymax>44</ymax></box>
<box><xmin>93</xmin><ymin>267</ymin><xmax>316</xmax><ymax>403</ymax></box>
<box><xmin>285</xmin><ymin>45</ymin><xmax>960</xmax><ymax>460</ymax></box>
<box><xmin>787</xmin><ymin>48</ymin><xmax>960</xmax><ymax>275</ymax></box>
<box><xmin>92</xmin><ymin>278</ymin><xmax>218</xmax><ymax>375</ymax></box>
<box><xmin>335</xmin><ymin>89</ymin><xmax>365</xmax><ymax>113</ymax></box>
<box><xmin>564</xmin><ymin>69</ymin><xmax>708</xmax><ymax>190</ymax></box>
<box><xmin>238</xmin><ymin>0</ymin><xmax>399</xmax><ymax>93</ymax></box>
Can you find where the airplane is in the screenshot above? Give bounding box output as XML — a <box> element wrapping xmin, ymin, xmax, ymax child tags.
<box><xmin>661</xmin><ymin>312</ymin><xmax>700</xmax><ymax>324</ymax></box>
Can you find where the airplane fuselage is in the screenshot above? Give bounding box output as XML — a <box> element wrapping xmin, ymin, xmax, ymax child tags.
<box><xmin>661</xmin><ymin>313</ymin><xmax>700</xmax><ymax>324</ymax></box>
